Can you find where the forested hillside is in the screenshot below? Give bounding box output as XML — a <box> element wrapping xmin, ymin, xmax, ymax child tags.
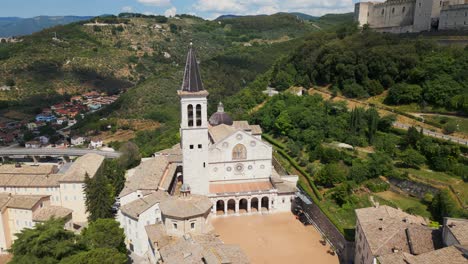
<box><xmin>269</xmin><ymin>29</ymin><xmax>468</xmax><ymax>114</ymax></box>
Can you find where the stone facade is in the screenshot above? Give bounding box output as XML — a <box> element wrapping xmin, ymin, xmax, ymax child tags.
<box><xmin>355</xmin><ymin>0</ymin><xmax>468</xmax><ymax>32</ymax></box>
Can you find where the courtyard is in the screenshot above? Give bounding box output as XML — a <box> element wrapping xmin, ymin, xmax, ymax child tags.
<box><xmin>211</xmin><ymin>212</ymin><xmax>339</xmax><ymax>264</ymax></box>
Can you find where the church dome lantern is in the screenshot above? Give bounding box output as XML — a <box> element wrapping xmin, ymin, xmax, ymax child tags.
<box><xmin>209</xmin><ymin>102</ymin><xmax>233</xmax><ymax>126</ymax></box>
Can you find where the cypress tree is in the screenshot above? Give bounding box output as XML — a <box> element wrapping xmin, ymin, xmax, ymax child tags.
<box><xmin>84</xmin><ymin>172</ymin><xmax>114</xmax><ymax>222</ymax></box>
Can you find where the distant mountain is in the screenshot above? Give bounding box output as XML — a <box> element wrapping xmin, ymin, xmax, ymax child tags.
<box><xmin>0</xmin><ymin>16</ymin><xmax>93</xmax><ymax>37</ymax></box>
<box><xmin>215</xmin><ymin>15</ymin><xmax>243</xmax><ymax>20</ymax></box>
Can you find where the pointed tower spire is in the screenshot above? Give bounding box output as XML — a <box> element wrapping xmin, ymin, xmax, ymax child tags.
<box><xmin>181</xmin><ymin>42</ymin><xmax>204</xmax><ymax>92</ymax></box>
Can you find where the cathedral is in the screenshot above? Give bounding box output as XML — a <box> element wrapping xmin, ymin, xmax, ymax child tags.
<box><xmin>116</xmin><ymin>44</ymin><xmax>297</xmax><ymax>262</ymax></box>
<box><xmin>178</xmin><ymin>43</ymin><xmax>298</xmax><ymax>215</ymax></box>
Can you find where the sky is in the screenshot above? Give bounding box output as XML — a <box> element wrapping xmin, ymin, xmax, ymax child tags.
<box><xmin>0</xmin><ymin>0</ymin><xmax>360</xmax><ymax>20</ymax></box>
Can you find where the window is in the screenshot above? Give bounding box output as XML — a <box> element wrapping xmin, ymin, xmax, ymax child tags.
<box><xmin>198</xmin><ymin>144</ymin><xmax>202</xmax><ymax>149</ymax></box>
<box><xmin>191</xmin><ymin>223</ymin><xmax>195</xmax><ymax>229</ymax></box>
<box><xmin>232</xmin><ymin>144</ymin><xmax>247</xmax><ymax>160</ymax></box>
<box><xmin>187</xmin><ymin>104</ymin><xmax>194</xmax><ymax>127</ymax></box>
<box><xmin>196</xmin><ymin>104</ymin><xmax>202</xmax><ymax>127</ymax></box>
<box><xmin>190</xmin><ymin>145</ymin><xmax>194</xmax><ymax>149</ymax></box>
<box><xmin>173</xmin><ymin>223</ymin><xmax>178</xmax><ymax>229</ymax></box>
<box><xmin>203</xmin><ymin>162</ymin><xmax>206</xmax><ymax>168</ymax></box>
<box><xmin>381</xmin><ymin>9</ymin><xmax>384</xmax><ymax>15</ymax></box>
<box><xmin>402</xmin><ymin>6</ymin><xmax>406</xmax><ymax>13</ymax></box>
<box><xmin>392</xmin><ymin>7</ymin><xmax>395</xmax><ymax>14</ymax></box>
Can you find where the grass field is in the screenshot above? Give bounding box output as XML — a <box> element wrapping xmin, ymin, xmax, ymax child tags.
<box><xmin>375</xmin><ymin>191</ymin><xmax>431</xmax><ymax>218</ymax></box>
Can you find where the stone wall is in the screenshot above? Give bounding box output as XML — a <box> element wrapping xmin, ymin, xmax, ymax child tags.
<box><xmin>388</xmin><ymin>177</ymin><xmax>439</xmax><ymax>199</ymax></box>
<box><xmin>439</xmin><ymin>3</ymin><xmax>468</xmax><ymax>30</ymax></box>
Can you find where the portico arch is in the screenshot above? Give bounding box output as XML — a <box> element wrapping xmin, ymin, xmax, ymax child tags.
<box><xmin>227</xmin><ymin>199</ymin><xmax>236</xmax><ymax>214</ymax></box>
<box><xmin>251</xmin><ymin>197</ymin><xmax>259</xmax><ymax>213</ymax></box>
<box><xmin>216</xmin><ymin>200</ymin><xmax>225</xmax><ymax>215</ymax></box>
<box><xmin>239</xmin><ymin>198</ymin><xmax>248</xmax><ymax>213</ymax></box>
<box><xmin>261</xmin><ymin>196</ymin><xmax>269</xmax><ymax>211</ymax></box>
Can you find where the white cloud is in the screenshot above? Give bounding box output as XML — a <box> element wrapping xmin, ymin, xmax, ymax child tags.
<box><xmin>121</xmin><ymin>6</ymin><xmax>134</xmax><ymax>12</ymax></box>
<box><xmin>194</xmin><ymin>0</ymin><xmax>355</xmax><ymax>18</ymax></box>
<box><xmin>164</xmin><ymin>7</ymin><xmax>177</xmax><ymax>17</ymax></box>
<box><xmin>137</xmin><ymin>0</ymin><xmax>171</xmax><ymax>7</ymax></box>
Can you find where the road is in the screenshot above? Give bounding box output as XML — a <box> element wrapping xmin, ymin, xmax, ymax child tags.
<box><xmin>0</xmin><ymin>148</ymin><xmax>121</xmax><ymax>158</ymax></box>
<box><xmin>394</xmin><ymin>122</ymin><xmax>468</xmax><ymax>146</ymax></box>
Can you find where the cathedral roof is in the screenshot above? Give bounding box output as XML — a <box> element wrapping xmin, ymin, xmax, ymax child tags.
<box><xmin>209</xmin><ymin>102</ymin><xmax>233</xmax><ymax>126</ymax></box>
<box><xmin>181</xmin><ymin>43</ymin><xmax>204</xmax><ymax>93</ymax></box>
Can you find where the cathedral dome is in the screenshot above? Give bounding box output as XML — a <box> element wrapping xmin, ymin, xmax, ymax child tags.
<box><xmin>209</xmin><ymin>102</ymin><xmax>233</xmax><ymax>126</ymax></box>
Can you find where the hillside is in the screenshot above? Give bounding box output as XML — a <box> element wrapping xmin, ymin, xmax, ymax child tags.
<box><xmin>0</xmin><ymin>16</ymin><xmax>93</xmax><ymax>37</ymax></box>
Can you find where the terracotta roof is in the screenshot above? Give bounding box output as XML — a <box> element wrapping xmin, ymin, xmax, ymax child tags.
<box><xmin>0</xmin><ymin>164</ymin><xmax>56</xmax><ymax>175</ymax></box>
<box><xmin>181</xmin><ymin>44</ymin><xmax>204</xmax><ymax>93</ymax></box>
<box><xmin>0</xmin><ymin>173</ymin><xmax>62</xmax><ymax>187</ymax></box>
<box><xmin>378</xmin><ymin>246</ymin><xmax>467</xmax><ymax>264</ymax></box>
<box><xmin>209</xmin><ymin>112</ymin><xmax>233</xmax><ymax>127</ymax></box>
<box><xmin>208</xmin><ymin>124</ymin><xmax>237</xmax><ymax>143</ymax></box>
<box><xmin>444</xmin><ymin>218</ymin><xmax>468</xmax><ymax>245</ymax></box>
<box><xmin>159</xmin><ymin>194</ymin><xmax>212</xmax><ymax>219</ymax></box>
<box><xmin>33</xmin><ymin>206</ymin><xmax>72</xmax><ymax>222</ymax></box>
<box><xmin>154</xmin><ymin>144</ymin><xmax>182</xmax><ymax>163</ymax></box>
<box><xmin>210</xmin><ymin>181</ymin><xmax>274</xmax><ymax>194</ymax></box>
<box><xmin>0</xmin><ymin>193</ymin><xmax>11</xmax><ymax>209</ymax></box>
<box><xmin>356</xmin><ymin>205</ymin><xmax>430</xmax><ymax>257</ymax></box>
<box><xmin>271</xmin><ymin>178</ymin><xmax>297</xmax><ymax>194</ymax></box>
<box><xmin>249</xmin><ymin>125</ymin><xmax>262</xmax><ymax>135</ymax></box>
<box><xmin>120</xmin><ymin>191</ymin><xmax>169</xmax><ymax>219</ymax></box>
<box><xmin>232</xmin><ymin>121</ymin><xmax>250</xmax><ymax>131</ymax></box>
<box><xmin>60</xmin><ymin>153</ymin><xmax>105</xmax><ymax>182</ymax></box>
<box><xmin>145</xmin><ymin>224</ymin><xmax>173</xmax><ymax>248</ymax></box>
<box><xmin>159</xmin><ymin>233</ymin><xmax>249</xmax><ymax>264</ymax></box>
<box><xmin>7</xmin><ymin>195</ymin><xmax>48</xmax><ymax>210</ymax></box>
<box><xmin>119</xmin><ymin>156</ymin><xmax>170</xmax><ymax>198</ymax></box>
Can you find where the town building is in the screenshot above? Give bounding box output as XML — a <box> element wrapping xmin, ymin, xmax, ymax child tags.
<box><xmin>35</xmin><ymin>113</ymin><xmax>57</xmax><ymax>122</ymax></box>
<box><xmin>71</xmin><ymin>136</ymin><xmax>86</xmax><ymax>146</ymax></box>
<box><xmin>354</xmin><ymin>205</ymin><xmax>468</xmax><ymax>264</ymax></box>
<box><xmin>0</xmin><ymin>153</ymin><xmax>105</xmax><ymax>253</ymax></box>
<box><xmin>117</xmin><ymin>44</ymin><xmax>297</xmax><ymax>263</ymax></box>
<box><xmin>354</xmin><ymin>0</ymin><xmax>468</xmax><ymax>33</ymax></box>
<box><xmin>0</xmin><ymin>194</ymin><xmax>73</xmax><ymax>254</ymax></box>
<box><xmin>89</xmin><ymin>137</ymin><xmax>103</xmax><ymax>149</ymax></box>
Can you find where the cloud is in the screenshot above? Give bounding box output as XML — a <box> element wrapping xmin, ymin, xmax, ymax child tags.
<box><xmin>121</xmin><ymin>6</ymin><xmax>133</xmax><ymax>12</ymax></box>
<box><xmin>164</xmin><ymin>7</ymin><xmax>177</xmax><ymax>17</ymax></box>
<box><xmin>194</xmin><ymin>0</ymin><xmax>355</xmax><ymax>18</ymax></box>
<box><xmin>137</xmin><ymin>0</ymin><xmax>171</xmax><ymax>7</ymax></box>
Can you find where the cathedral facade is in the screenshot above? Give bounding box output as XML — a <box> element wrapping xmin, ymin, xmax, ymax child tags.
<box><xmin>178</xmin><ymin>43</ymin><xmax>298</xmax><ymax>216</ymax></box>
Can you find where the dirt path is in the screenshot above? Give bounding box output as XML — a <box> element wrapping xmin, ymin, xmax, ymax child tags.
<box><xmin>211</xmin><ymin>213</ymin><xmax>339</xmax><ymax>264</ymax></box>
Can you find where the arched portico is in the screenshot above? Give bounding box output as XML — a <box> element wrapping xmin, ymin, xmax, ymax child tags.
<box><xmin>216</xmin><ymin>200</ymin><xmax>225</xmax><ymax>215</ymax></box>
<box><xmin>251</xmin><ymin>197</ymin><xmax>259</xmax><ymax>213</ymax></box>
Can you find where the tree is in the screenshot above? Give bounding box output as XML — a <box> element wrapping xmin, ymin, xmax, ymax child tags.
<box><xmin>81</xmin><ymin>219</ymin><xmax>126</xmax><ymax>253</ymax></box>
<box><xmin>442</xmin><ymin>121</ymin><xmax>458</xmax><ymax>135</ymax></box>
<box><xmin>316</xmin><ymin>162</ymin><xmax>348</xmax><ymax>187</ymax></box>
<box><xmin>387</xmin><ymin>83</ymin><xmax>422</xmax><ymax>104</ymax></box>
<box><xmin>60</xmin><ymin>248</ymin><xmax>127</xmax><ymax>264</ymax></box>
<box><xmin>101</xmin><ymin>160</ymin><xmax>126</xmax><ymax>196</ymax></box>
<box><xmin>404</xmin><ymin>126</ymin><xmax>423</xmax><ymax>148</ymax></box>
<box><xmin>9</xmin><ymin>219</ymin><xmax>85</xmax><ymax>264</ymax></box>
<box><xmin>368</xmin><ymin>152</ymin><xmax>394</xmax><ymax>178</ymax></box>
<box><xmin>84</xmin><ymin>172</ymin><xmax>114</xmax><ymax>222</ymax></box>
<box><xmin>118</xmin><ymin>141</ymin><xmax>141</xmax><ymax>169</ymax></box>
<box><xmin>430</xmin><ymin>189</ymin><xmax>461</xmax><ymax>222</ymax></box>
<box><xmin>399</xmin><ymin>148</ymin><xmax>426</xmax><ymax>168</ymax></box>
<box><xmin>423</xmin><ymin>75</ymin><xmax>462</xmax><ymax>106</ymax></box>
<box><xmin>348</xmin><ymin>159</ymin><xmax>370</xmax><ymax>183</ymax></box>
<box><xmin>331</xmin><ymin>182</ymin><xmax>353</xmax><ymax>206</ymax></box>
<box><xmin>366</xmin><ymin>108</ymin><xmax>379</xmax><ymax>144</ymax></box>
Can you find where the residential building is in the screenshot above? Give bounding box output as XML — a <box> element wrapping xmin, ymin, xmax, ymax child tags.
<box><xmin>355</xmin><ymin>205</ymin><xmax>468</xmax><ymax>264</ymax></box>
<box><xmin>89</xmin><ymin>138</ymin><xmax>103</xmax><ymax>149</ymax></box>
<box><xmin>0</xmin><ymin>153</ymin><xmax>105</xmax><ymax>253</ymax></box>
<box><xmin>71</xmin><ymin>136</ymin><xmax>86</xmax><ymax>146</ymax></box>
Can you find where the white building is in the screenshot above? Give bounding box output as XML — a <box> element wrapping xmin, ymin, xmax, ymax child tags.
<box><xmin>0</xmin><ymin>153</ymin><xmax>105</xmax><ymax>253</ymax></box>
<box><xmin>89</xmin><ymin>137</ymin><xmax>103</xmax><ymax>149</ymax></box>
<box><xmin>117</xmin><ymin>44</ymin><xmax>297</xmax><ymax>263</ymax></box>
<box><xmin>71</xmin><ymin>136</ymin><xmax>86</xmax><ymax>146</ymax></box>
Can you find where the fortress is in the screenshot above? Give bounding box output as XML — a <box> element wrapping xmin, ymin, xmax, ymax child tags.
<box><xmin>355</xmin><ymin>0</ymin><xmax>468</xmax><ymax>33</ymax></box>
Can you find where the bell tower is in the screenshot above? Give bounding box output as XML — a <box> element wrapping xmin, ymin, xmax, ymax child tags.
<box><xmin>178</xmin><ymin>43</ymin><xmax>210</xmax><ymax>195</ymax></box>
